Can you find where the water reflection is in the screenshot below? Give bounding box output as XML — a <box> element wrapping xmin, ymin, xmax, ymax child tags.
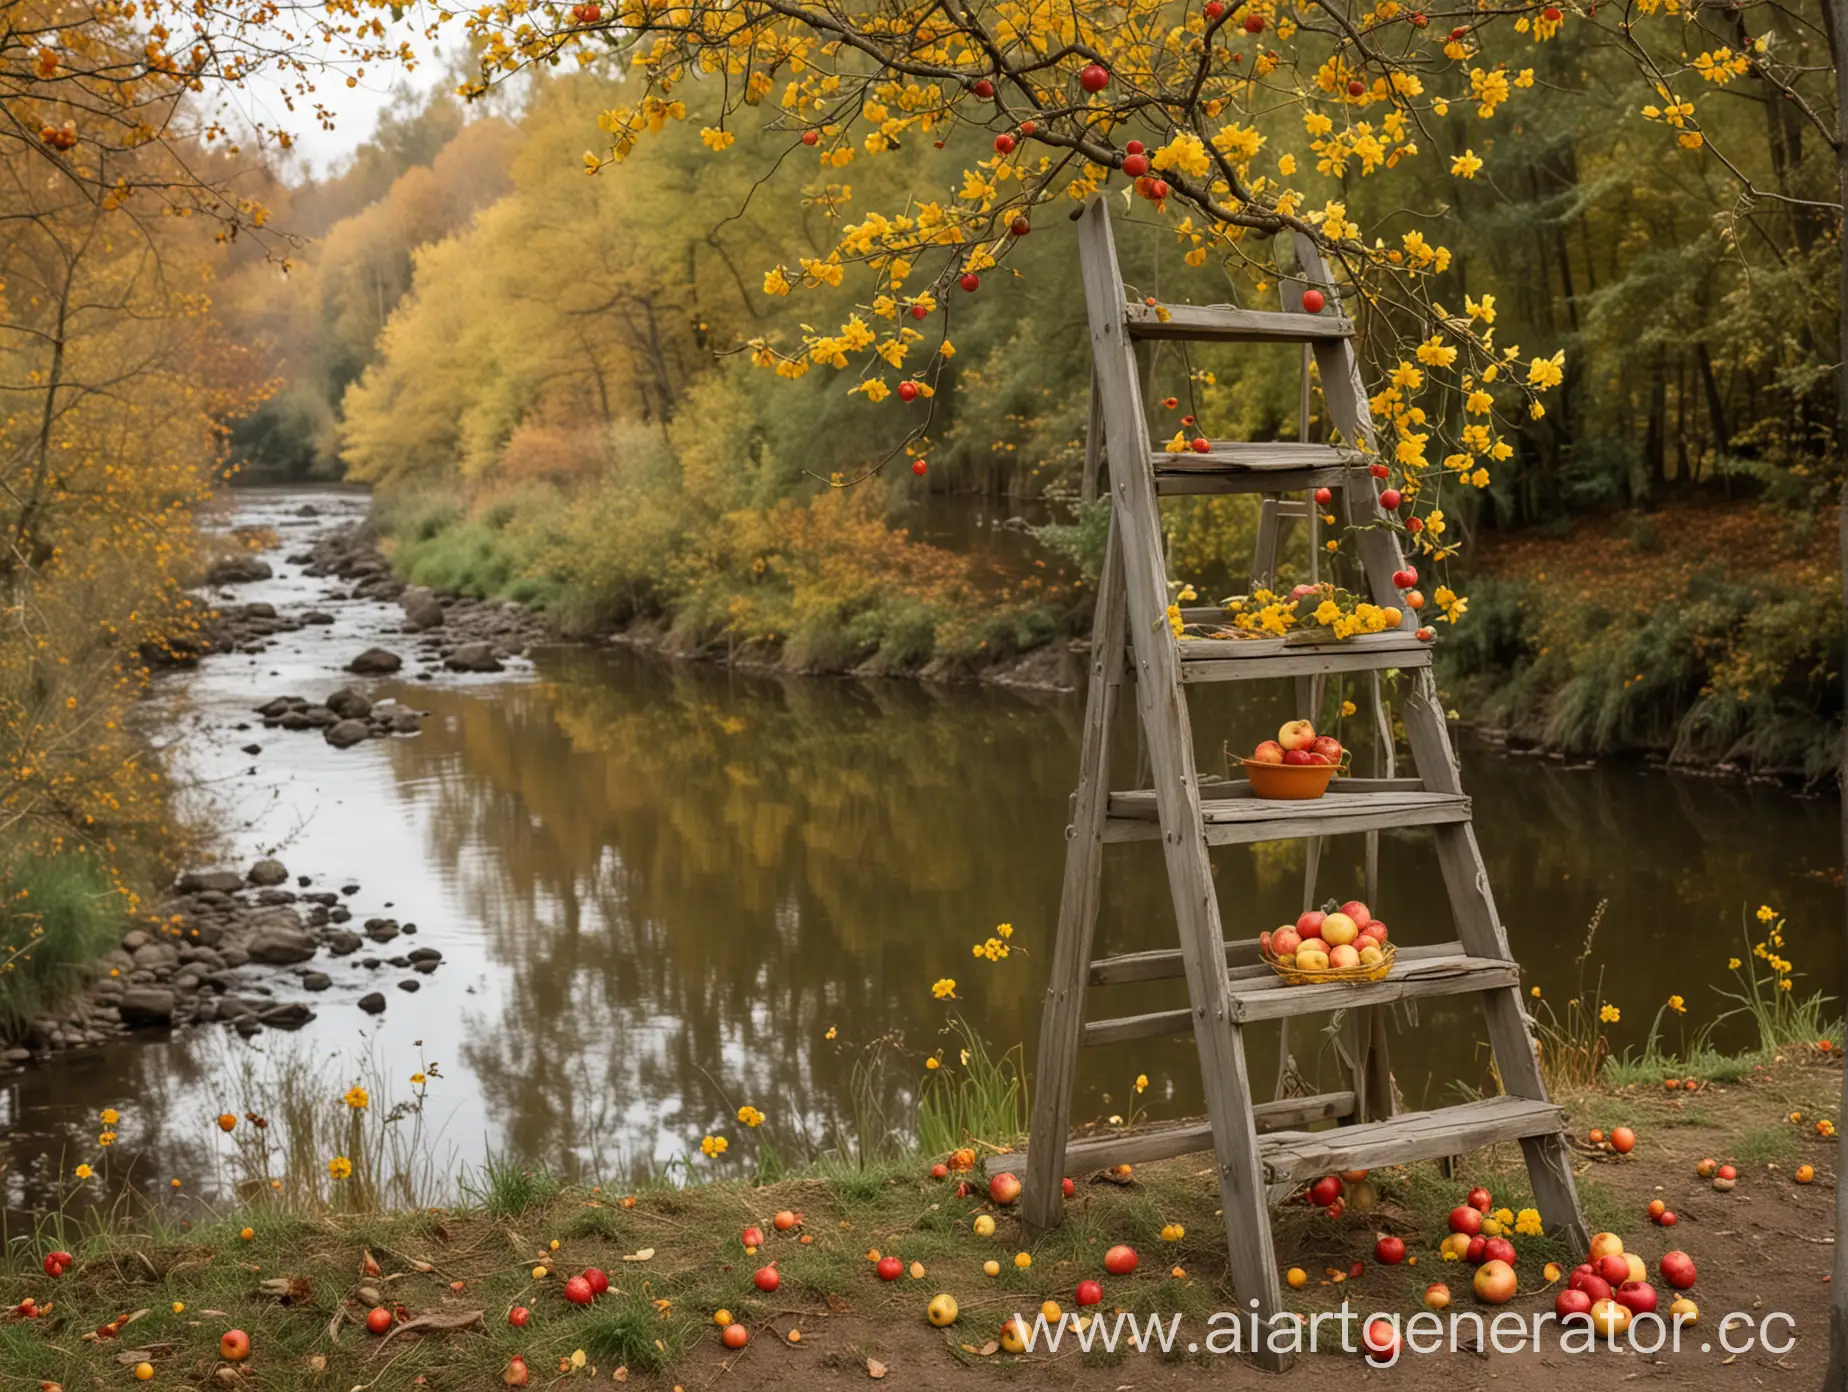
<box><xmin>3</xmin><ymin>502</ymin><xmax>1841</xmax><ymax>1221</ymax></box>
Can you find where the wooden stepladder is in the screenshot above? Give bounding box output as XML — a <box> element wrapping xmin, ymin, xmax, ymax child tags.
<box><xmin>1021</xmin><ymin>198</ymin><xmax>1586</xmax><ymax>1370</ymax></box>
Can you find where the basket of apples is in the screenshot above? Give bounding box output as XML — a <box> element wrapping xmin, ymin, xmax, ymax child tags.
<box><xmin>1260</xmin><ymin>901</ymin><xmax>1393</xmax><ymax>984</ymax></box>
<box><xmin>1237</xmin><ymin>720</ymin><xmax>1347</xmax><ymax>800</ymax></box>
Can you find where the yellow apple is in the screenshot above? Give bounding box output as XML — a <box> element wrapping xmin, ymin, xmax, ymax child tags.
<box><xmin>1277</xmin><ymin>719</ymin><xmax>1317</xmax><ymax>751</ymax></box>
<box><xmin>1358</xmin><ymin>944</ymin><xmax>1384</xmax><ymax>966</ymax></box>
<box><xmin>1296</xmin><ymin>947</ymin><xmax>1330</xmax><ymax>971</ymax></box>
<box><xmin>1320</xmin><ymin>912</ymin><xmax>1359</xmax><ymax>947</ymax></box>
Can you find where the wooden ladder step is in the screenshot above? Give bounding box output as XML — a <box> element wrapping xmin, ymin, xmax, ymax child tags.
<box><xmin>1125</xmin><ymin>301</ymin><xmax>1355</xmax><ymax>344</ymax></box>
<box><xmin>991</xmin><ymin>1092</ymin><xmax>1359</xmax><ymax>1178</ymax></box>
<box><xmin>997</xmin><ymin>1096</ymin><xmax>1563</xmax><ymax>1186</ymax></box>
<box><xmin>1259</xmin><ymin>1096</ymin><xmax>1566</xmax><ymax>1184</ymax></box>
<box><xmin>1104</xmin><ymin>785</ymin><xmax>1471</xmax><ymax>845</ymax></box>
<box><xmin>1080</xmin><ymin>942</ymin><xmax>1517</xmax><ymax>1042</ymax></box>
<box><xmin>1152</xmin><ymin>442</ymin><xmax>1368</xmax><ymax>497</ymax></box>
<box><xmin>1175</xmin><ymin>631</ymin><xmax>1434</xmax><ymax>682</ymax></box>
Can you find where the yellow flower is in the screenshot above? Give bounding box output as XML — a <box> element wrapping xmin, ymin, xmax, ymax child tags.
<box><xmin>98</xmin><ymin>1130</ymin><xmax>116</xmax><ymax>1147</ymax></box>
<box><xmin>699</xmin><ymin>127</ymin><xmax>736</xmax><ymax>151</ymax></box>
<box><xmin>1340</xmin><ymin>700</ymin><xmax>1356</xmax><ymax>717</ymax></box>
<box><xmin>932</xmin><ymin>978</ymin><xmax>957</xmax><ymax>1000</ymax></box>
<box><xmin>1667</xmin><ymin>994</ymin><xmax>1686</xmax><ymax>1014</ymax></box>
<box><xmin>344</xmin><ymin>1086</ymin><xmax>369</xmax><ymax>1111</ymax></box>
<box><xmin>996</xmin><ymin>923</ymin><xmax>1013</xmax><ymax>939</ymax></box>
<box><xmin>170</xmin><ymin>1178</ymin><xmax>182</xmax><ymax>1190</ymax></box>
<box><xmin>1819</xmin><ymin>1120</ymin><xmax>1837</xmax><ymax>1137</ymax></box>
<box><xmin>1450</xmin><ymin>149</ymin><xmax>1484</xmax><ymax>179</ymax></box>
<box><xmin>738</xmin><ymin>1105</ymin><xmax>766</xmax><ymax>1128</ymax></box>
<box><xmin>700</xmin><ymin>1134</ymin><xmax>729</xmax><ymax>1157</ymax></box>
<box><xmin>1135</xmin><ymin>1074</ymin><xmax>1149</xmax><ymax>1093</ymax></box>
<box><xmin>410</xmin><ymin>1073</ymin><xmax>427</xmax><ymax>1086</ymax></box>
<box><xmin>1530</xmin><ymin>986</ymin><xmax>1542</xmax><ymax>998</ymax></box>
<box><xmin>100</xmin><ymin>1108</ymin><xmax>120</xmax><ymax>1125</ymax></box>
<box><xmin>75</xmin><ymin>1163</ymin><xmax>93</xmax><ymax>1179</ymax></box>
<box><xmin>825</xmin><ymin>1026</ymin><xmax>838</xmax><ymax>1040</ymax></box>
<box><xmin>1756</xmin><ymin>905</ymin><xmax>1777</xmax><ymax>923</ymax></box>
<box><xmin>328</xmin><ymin>1156</ymin><xmax>353</xmax><ymax>1181</ymax></box>
<box><xmin>926</xmin><ymin>1056</ymin><xmax>941</xmax><ymax>1070</ymax></box>
<box><xmin>1727</xmin><ymin>957</ymin><xmax>1742</xmax><ymax>970</ymax></box>
<box><xmin>1514</xmin><ymin>1208</ymin><xmax>1543</xmax><ymax>1237</ymax></box>
<box><xmin>1599</xmin><ymin>1004</ymin><xmax>1621</xmax><ymax>1024</ymax></box>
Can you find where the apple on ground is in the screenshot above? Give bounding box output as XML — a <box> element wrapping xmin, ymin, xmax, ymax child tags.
<box><xmin>1447</xmin><ymin>1206</ymin><xmax>1483</xmax><ymax>1236</ymax></box>
<box><xmin>1308</xmin><ymin>1175</ymin><xmax>1342</xmax><ymax>1207</ymax></box>
<box><xmin>989</xmin><ymin>1172</ymin><xmax>1022</xmax><ymax>1205</ymax></box>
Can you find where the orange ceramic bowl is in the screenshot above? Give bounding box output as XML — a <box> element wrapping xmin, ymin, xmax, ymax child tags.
<box><xmin>1240</xmin><ymin>757</ymin><xmax>1339</xmax><ymax>800</ymax></box>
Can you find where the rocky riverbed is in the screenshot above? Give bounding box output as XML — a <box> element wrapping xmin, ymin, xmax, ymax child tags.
<box><xmin>1</xmin><ymin>498</ymin><xmax>548</xmax><ymax>1069</ymax></box>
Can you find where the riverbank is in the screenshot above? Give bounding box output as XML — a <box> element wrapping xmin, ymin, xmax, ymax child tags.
<box><xmin>3</xmin><ymin>1057</ymin><xmax>1839</xmax><ymax>1388</ymax></box>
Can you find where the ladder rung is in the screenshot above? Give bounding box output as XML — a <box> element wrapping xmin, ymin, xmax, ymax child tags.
<box><xmin>1103</xmin><ymin>786</ymin><xmax>1470</xmax><ymax>846</ymax></box>
<box><xmin>1154</xmin><ymin>442</ymin><xmax>1362</xmax><ymax>471</ymax></box>
<box><xmin>1227</xmin><ymin>947</ymin><xmax>1520</xmax><ymax>1024</ymax></box>
<box><xmin>1088</xmin><ymin>938</ymin><xmax>1484</xmax><ymax>989</ymax></box>
<box><xmin>1260</xmin><ymin>1097</ymin><xmax>1566</xmax><ymax>1185</ymax></box>
<box><xmin>1158</xmin><ymin>466</ymin><xmax>1360</xmax><ymax>497</ymax></box>
<box><xmin>1000</xmin><ymin>1095</ymin><xmax>1562</xmax><ymax>1186</ymax></box>
<box><xmin>1125</xmin><ymin>301</ymin><xmax>1356</xmax><ymax>343</ymax></box>
<box><xmin>1176</xmin><ymin>631</ymin><xmax>1433</xmax><ymax>682</ymax></box>
<box><xmin>995</xmin><ymin>1092</ymin><xmax>1360</xmax><ymax>1177</ymax></box>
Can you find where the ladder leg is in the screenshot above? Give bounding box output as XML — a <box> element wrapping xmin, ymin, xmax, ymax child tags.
<box><xmin>1022</xmin><ymin>519</ymin><xmax>1127</xmax><ymax>1232</ymax></box>
<box><xmin>1400</xmin><ymin>672</ymin><xmax>1588</xmax><ymax>1249</ymax></box>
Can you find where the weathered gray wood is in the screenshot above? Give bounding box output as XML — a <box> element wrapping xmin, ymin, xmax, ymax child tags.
<box><xmin>1178</xmin><ymin>630</ymin><xmax>1432</xmax><ymax>662</ymax></box>
<box><xmin>1159</xmin><ymin>465</ymin><xmax>1358</xmax><ymax>497</ymax></box>
<box><xmin>1083</xmin><ymin>1007</ymin><xmax>1193</xmax><ymax>1046</ymax></box>
<box><xmin>1227</xmin><ymin>952</ymin><xmax>1521</xmax><ymax>1023</ymax></box>
<box><xmin>996</xmin><ymin>1092</ymin><xmax>1360</xmax><ymax>1177</ymax></box>
<box><xmin>1021</xmin><ymin>518</ymin><xmax>1127</xmax><ymax>1234</ymax></box>
<box><xmin>1103</xmin><ymin>787</ymin><xmax>1471</xmax><ymax>845</ymax></box>
<box><xmin>1251</xmin><ymin>496</ymin><xmax>1286</xmax><ymax>589</ymax></box>
<box><xmin>1259</xmin><ymin>1096</ymin><xmax>1565</xmax><ymax>1183</ymax></box>
<box><xmin>1125</xmin><ymin>300</ymin><xmax>1355</xmax><ymax>343</ymax></box>
<box><xmin>1156</xmin><ymin>441</ymin><xmax>1364</xmax><ymax>471</ymax></box>
<box><xmin>1080</xmin><ymin>367</ymin><xmax>1103</xmax><ymax>503</ymax></box>
<box><xmin>1077</xmin><ymin>196</ymin><xmax>1288</xmax><ymax>1370</ymax></box>
<box><xmin>1086</xmin><ymin>936</ymin><xmax>1474</xmax><ymax>988</ymax></box>
<box><xmin>1178</xmin><ymin>646</ymin><xmax>1431</xmax><ymax>683</ymax></box>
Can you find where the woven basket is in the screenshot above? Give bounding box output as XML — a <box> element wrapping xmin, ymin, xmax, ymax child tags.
<box><xmin>1264</xmin><ymin>941</ymin><xmax>1396</xmax><ymax>985</ymax></box>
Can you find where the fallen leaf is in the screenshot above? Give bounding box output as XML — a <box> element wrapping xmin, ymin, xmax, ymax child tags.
<box><xmin>978</xmin><ymin>1341</ymin><xmax>999</xmax><ymax>1357</ymax></box>
<box><xmin>376</xmin><ymin>1309</ymin><xmax>486</xmax><ymax>1351</ymax></box>
<box><xmin>256</xmin><ymin>1277</ymin><xmax>314</xmax><ymax>1304</ymax></box>
<box><xmin>113</xmin><ymin>1345</ymin><xmax>173</xmax><ymax>1365</ymax></box>
<box><xmin>621</xmin><ymin>1249</ymin><xmax>655</xmax><ymax>1262</ymax></box>
<box><xmin>825</xmin><ymin>1293</ymin><xmax>851</xmax><ymax>1314</ymax></box>
<box><xmin>408</xmin><ymin>1259</ymin><xmax>435</xmax><ymax>1273</ymax></box>
<box><xmin>360</xmin><ymin>1249</ymin><xmax>381</xmax><ymax>1279</ymax></box>
<box><xmin>866</xmin><ymin>1358</ymin><xmax>886</xmax><ymax>1379</ymax></box>
<box><xmin>308</xmin><ymin>1355</ymin><xmax>326</xmax><ymax>1372</ymax></box>
<box><xmin>612</xmin><ymin>1368</ymin><xmax>628</xmax><ymax>1382</ymax></box>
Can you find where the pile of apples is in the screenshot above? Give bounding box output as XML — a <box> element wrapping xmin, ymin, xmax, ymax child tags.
<box><xmin>1260</xmin><ymin>900</ymin><xmax>1388</xmax><ymax>974</ymax></box>
<box><xmin>1251</xmin><ymin>719</ymin><xmax>1342</xmax><ymax>767</ymax></box>
<box><xmin>1555</xmin><ymin>1231</ymin><xmax>1697</xmax><ymax>1335</ymax></box>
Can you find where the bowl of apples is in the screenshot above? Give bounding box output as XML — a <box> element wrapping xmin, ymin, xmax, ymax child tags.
<box><xmin>1260</xmin><ymin>900</ymin><xmax>1394</xmax><ymax>984</ymax></box>
<box><xmin>1238</xmin><ymin>720</ymin><xmax>1347</xmax><ymax>800</ymax></box>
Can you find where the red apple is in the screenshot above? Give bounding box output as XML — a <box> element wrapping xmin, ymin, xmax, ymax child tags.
<box><xmin>722</xmin><ymin>1323</ymin><xmax>749</xmax><ymax>1349</ymax></box>
<box><xmin>1271</xmin><ymin>928</ymin><xmax>1302</xmax><ymax>957</ymax></box>
<box><xmin>1555</xmin><ymin>1288</ymin><xmax>1593</xmax><ymax>1320</ymax></box>
<box><xmin>563</xmin><ymin>1275</ymin><xmax>595</xmax><ymax>1306</ymax></box>
<box><xmin>366</xmin><ymin>1306</ymin><xmax>393</xmax><ymax>1335</ymax></box>
<box><xmin>1075</xmin><ymin>1279</ymin><xmax>1103</xmax><ymax>1305</ymax></box>
<box><xmin>774</xmin><ymin>1210</ymin><xmax>800</xmax><ymax>1231</ymax></box>
<box><xmin>1297</xmin><ymin>911</ymin><xmax>1327</xmax><ymax>939</ymax></box>
<box><xmin>509</xmin><ymin>1306</ymin><xmax>531</xmax><ymax>1327</ymax></box>
<box><xmin>1569</xmin><ymin>1270</ymin><xmax>1612</xmax><ymax>1303</ymax></box>
<box><xmin>218</xmin><ymin>1330</ymin><xmax>251</xmax><ymax>1362</ymax></box>
<box><xmin>1483</xmin><ymin>1238</ymin><xmax>1516</xmax><ymax>1267</ymax></box>
<box><xmin>1464</xmin><ymin>1235</ymin><xmax>1487</xmax><ymax>1265</ymax></box>
<box><xmin>754</xmin><ymin>1263</ymin><xmax>780</xmax><ymax>1292</ymax></box>
<box><xmin>1360</xmin><ymin>920</ymin><xmax>1388</xmax><ymax>943</ymax></box>
<box><xmin>876</xmin><ymin>1256</ymin><xmax>903</xmax><ymax>1281</ymax></box>
<box><xmin>504</xmin><ymin>1354</ymin><xmax>531</xmax><ymax>1385</ymax></box>
<box><xmin>1340</xmin><ymin>901</ymin><xmax>1373</xmax><ymax>930</ymax></box>
<box><xmin>1311</xmin><ymin>736</ymin><xmax>1343</xmax><ymax>762</ymax></box>
<box><xmin>1301</xmin><ymin>288</ymin><xmax>1326</xmax><ymax>314</ymax></box>
<box><xmin>989</xmin><ymin>1172</ymin><xmax>1022</xmax><ymax>1205</ymax></box>
<box><xmin>583</xmin><ymin>1268</ymin><xmax>609</xmax><ymax>1295</ymax></box>
<box><xmin>1252</xmin><ymin>740</ymin><xmax>1286</xmax><ymax>765</ymax></box>
<box><xmin>930</xmin><ymin>1163</ymin><xmax>948</xmax><ymax>1179</ymax></box>
<box><xmin>1659</xmin><ymin>1251</ymin><xmax>1697</xmax><ymax>1290</ymax></box>
<box><xmin>1364</xmin><ymin>1317</ymin><xmax>1400</xmax><ymax>1363</ymax></box>
<box><xmin>1062</xmin><ymin>1177</ymin><xmax>1075</xmax><ymax>1198</ymax></box>
<box><xmin>1615</xmin><ymin>1280</ymin><xmax>1658</xmax><ymax>1315</ymax></box>
<box><xmin>1104</xmin><ymin>1244</ymin><xmax>1138</xmax><ymax>1275</ymax></box>
<box><xmin>1283</xmin><ymin>749</ymin><xmax>1315</xmax><ymax>766</ymax></box>
<box><xmin>1465</xmin><ymin>1185</ymin><xmax>1492</xmax><ymax>1212</ymax></box>
<box><xmin>1375</xmin><ymin>1235</ymin><xmax>1406</xmax><ymax>1265</ymax></box>
<box><xmin>1448</xmin><ymin>1205</ymin><xmax>1482</xmax><ymax>1236</ymax></box>
<box><xmin>741</xmin><ymin>1226</ymin><xmax>765</xmax><ymax>1249</ymax></box>
<box><xmin>1595</xmin><ymin>1254</ymin><xmax>1630</xmax><ymax>1287</ymax></box>
<box><xmin>1079</xmin><ymin>62</ymin><xmax>1110</xmax><ymax>92</ymax></box>
<box><xmin>1310</xmin><ymin>1175</ymin><xmax>1343</xmax><ymax>1207</ymax></box>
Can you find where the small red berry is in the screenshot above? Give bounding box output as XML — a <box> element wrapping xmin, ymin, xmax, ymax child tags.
<box><xmin>1079</xmin><ymin>63</ymin><xmax>1110</xmax><ymax>93</ymax></box>
<box><xmin>898</xmin><ymin>381</ymin><xmax>920</xmax><ymax>402</ymax></box>
<box><xmin>365</xmin><ymin>1307</ymin><xmax>393</xmax><ymax>1336</ymax></box>
<box><xmin>1125</xmin><ymin>139</ymin><xmax>1145</xmax><ymax>155</ymax></box>
<box><xmin>972</xmin><ymin>78</ymin><xmax>995</xmax><ymax>98</ymax></box>
<box><xmin>1313</xmin><ymin>487</ymin><xmax>1333</xmax><ymax>505</ymax></box>
<box><xmin>1542</xmin><ymin>4</ymin><xmax>1562</xmax><ymax>18</ymax></box>
<box><xmin>1409</xmin><ymin>10</ymin><xmax>1428</xmax><ymax>23</ymax></box>
<box><xmin>1406</xmin><ymin>516</ymin><xmax>1425</xmax><ymax>533</ymax></box>
<box><xmin>910</xmin><ymin>304</ymin><xmax>929</xmax><ymax>320</ymax></box>
<box><xmin>959</xmin><ymin>272</ymin><xmax>981</xmax><ymax>292</ymax></box>
<box><xmin>1379</xmin><ymin>488</ymin><xmax>1402</xmax><ymax>510</ymax></box>
<box><xmin>1449</xmin><ymin>25</ymin><xmax>1468</xmax><ymax>39</ymax></box>
<box><xmin>1062</xmin><ymin>1177</ymin><xmax>1076</xmax><ymax>1197</ymax></box>
<box><xmin>801</xmin><ymin>130</ymin><xmax>818</xmax><ymax>146</ymax></box>
<box><xmin>1301</xmin><ymin>288</ymin><xmax>1326</xmax><ymax>314</ymax></box>
<box><xmin>1122</xmin><ymin>152</ymin><xmax>1150</xmax><ymax>177</ymax></box>
<box><xmin>1347</xmin><ymin>79</ymin><xmax>1366</xmax><ymax>96</ymax></box>
<box><xmin>1415</xmin><ymin>626</ymin><xmax>1435</xmax><ymax>641</ymax></box>
<box><xmin>1191</xmin><ymin>437</ymin><xmax>1211</xmax><ymax>453</ymax></box>
<box><xmin>1148</xmin><ymin>179</ymin><xmax>1170</xmax><ymax>201</ymax></box>
<box><xmin>994</xmin><ymin>133</ymin><xmax>1016</xmax><ymax>154</ymax></box>
<box><xmin>1011</xmin><ymin>216</ymin><xmax>1031</xmax><ymax>236</ymax></box>
<box><xmin>912</xmin><ymin>460</ymin><xmax>928</xmax><ymax>477</ymax></box>
<box><xmin>1243</xmin><ymin>12</ymin><xmax>1265</xmax><ymax>32</ymax></box>
<box><xmin>1370</xmin><ymin>462</ymin><xmax>1390</xmax><ymax>478</ymax></box>
<box><xmin>1205</xmin><ymin>0</ymin><xmax>1225</xmax><ymax>16</ymax></box>
<box><xmin>1019</xmin><ymin>120</ymin><xmax>1038</xmax><ymax>135</ymax></box>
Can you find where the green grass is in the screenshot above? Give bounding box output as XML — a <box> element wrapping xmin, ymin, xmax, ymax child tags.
<box><xmin>1728</xmin><ymin>1123</ymin><xmax>1801</xmax><ymax>1167</ymax></box>
<box><xmin>0</xmin><ymin>848</ymin><xmax>127</xmax><ymax>1039</ymax></box>
<box><xmin>465</xmin><ymin>1153</ymin><xmax>566</xmax><ymax>1219</ymax></box>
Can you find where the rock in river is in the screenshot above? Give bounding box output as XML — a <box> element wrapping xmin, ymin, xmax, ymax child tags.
<box><xmin>345</xmin><ymin>647</ymin><xmax>403</xmax><ymax>675</ymax></box>
<box><xmin>324</xmin><ymin>719</ymin><xmax>371</xmax><ymax>749</ymax></box>
<box><xmin>445</xmin><ymin>641</ymin><xmax>503</xmax><ymax>673</ymax></box>
<box><xmin>246</xmin><ymin>858</ymin><xmax>289</xmax><ymax>887</ymax></box>
<box><xmin>117</xmin><ymin>987</ymin><xmax>176</xmax><ymax>1028</ymax></box>
<box><xmin>204</xmin><ymin>555</ymin><xmax>273</xmax><ymax>585</ymax></box>
<box><xmin>257</xmin><ymin>1002</ymin><xmax>315</xmax><ymax>1030</ymax></box>
<box><xmin>325</xmin><ymin>687</ymin><xmax>371</xmax><ymax>720</ymax></box>
<box><xmin>245</xmin><ymin>924</ymin><xmax>317</xmax><ymax>965</ymax></box>
<box><xmin>357</xmin><ymin>992</ymin><xmax>387</xmax><ymax>1015</ymax></box>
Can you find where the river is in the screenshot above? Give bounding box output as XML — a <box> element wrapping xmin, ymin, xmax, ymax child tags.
<box><xmin>1</xmin><ymin>487</ymin><xmax>1839</xmax><ymax>1219</ymax></box>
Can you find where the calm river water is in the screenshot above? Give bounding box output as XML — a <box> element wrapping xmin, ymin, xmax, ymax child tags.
<box><xmin>1</xmin><ymin>489</ymin><xmax>1839</xmax><ymax>1218</ymax></box>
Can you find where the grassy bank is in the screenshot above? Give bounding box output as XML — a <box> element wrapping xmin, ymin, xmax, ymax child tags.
<box><xmin>1442</xmin><ymin>499</ymin><xmax>1843</xmax><ymax>778</ymax></box>
<box><xmin>0</xmin><ymin>851</ymin><xmax>135</xmax><ymax>1040</ymax></box>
